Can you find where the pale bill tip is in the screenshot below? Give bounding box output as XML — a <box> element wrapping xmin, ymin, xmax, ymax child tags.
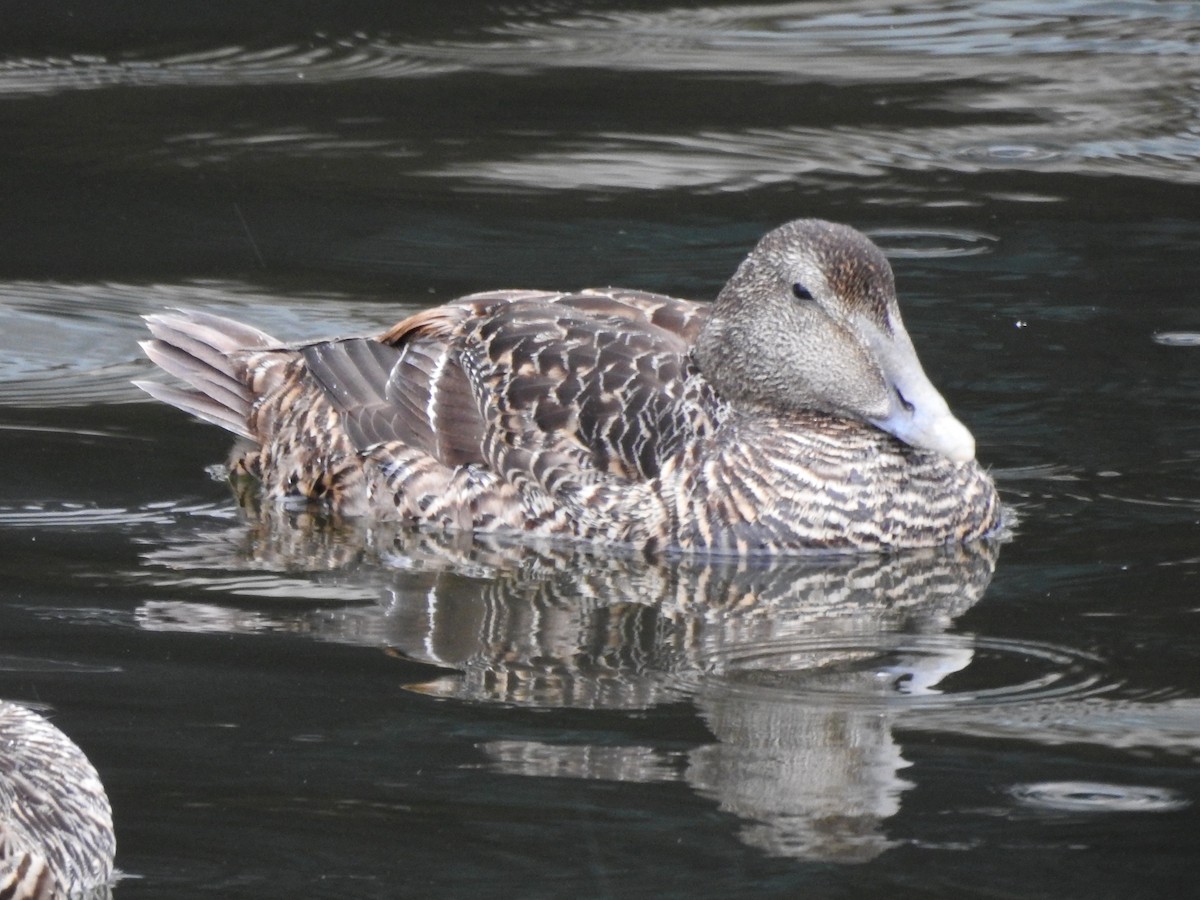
<box><xmin>932</xmin><ymin>414</ymin><xmax>976</xmax><ymax>463</ymax></box>
<box><xmin>872</xmin><ymin>408</ymin><xmax>977</xmax><ymax>463</ymax></box>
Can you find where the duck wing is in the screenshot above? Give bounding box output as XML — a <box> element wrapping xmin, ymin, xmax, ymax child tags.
<box><xmin>302</xmin><ymin>289</ymin><xmax>714</xmax><ymax>483</ymax></box>
<box><xmin>460</xmin><ymin>289</ymin><xmax>713</xmax><ymax>480</ymax></box>
<box><xmin>301</xmin><ymin>327</ymin><xmax>485</xmax><ymax>468</ymax></box>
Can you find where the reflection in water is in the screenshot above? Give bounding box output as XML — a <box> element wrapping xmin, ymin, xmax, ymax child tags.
<box><xmin>687</xmin><ymin>685</ymin><xmax>914</xmax><ymax>861</ymax></box>
<box><xmin>140</xmin><ymin>505</ymin><xmax>1000</xmax><ymax>862</ymax></box>
<box><xmin>134</xmin><ymin>506</ymin><xmax>1200</xmax><ymax>861</ymax></box>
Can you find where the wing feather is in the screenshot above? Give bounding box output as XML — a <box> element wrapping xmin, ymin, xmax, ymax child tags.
<box><xmin>305</xmin><ymin>290</ymin><xmax>714</xmax><ymax>485</ymax></box>
<box><xmin>459</xmin><ymin>291</ymin><xmax>715</xmax><ymax>480</ymax></box>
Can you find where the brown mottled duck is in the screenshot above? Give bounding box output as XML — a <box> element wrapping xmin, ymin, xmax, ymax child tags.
<box><xmin>135</xmin><ymin>219</ymin><xmax>1000</xmax><ymax>554</ymax></box>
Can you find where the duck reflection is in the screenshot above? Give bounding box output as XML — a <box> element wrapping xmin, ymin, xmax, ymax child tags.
<box><xmin>383</xmin><ymin>540</ymin><xmax>993</xmax><ymax>862</ymax></box>
<box><xmin>140</xmin><ymin>509</ymin><xmax>999</xmax><ymax>862</ymax></box>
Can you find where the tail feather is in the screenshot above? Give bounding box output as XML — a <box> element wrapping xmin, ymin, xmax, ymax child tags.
<box><xmin>146</xmin><ymin>309</ymin><xmax>278</xmax><ymax>351</ymax></box>
<box><xmin>138</xmin><ymin>339</ymin><xmax>250</xmax><ymax>412</ymax></box>
<box><xmin>144</xmin><ymin>316</ymin><xmax>243</xmax><ymax>376</ymax></box>
<box><xmin>135</xmin><ymin>309</ymin><xmax>283</xmax><ymax>441</ymax></box>
<box><xmin>132</xmin><ymin>378</ymin><xmax>253</xmax><ymax>438</ymax></box>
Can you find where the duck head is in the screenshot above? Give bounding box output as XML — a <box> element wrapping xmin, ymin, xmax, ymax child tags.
<box><xmin>694</xmin><ymin>219</ymin><xmax>976</xmax><ymax>463</ymax></box>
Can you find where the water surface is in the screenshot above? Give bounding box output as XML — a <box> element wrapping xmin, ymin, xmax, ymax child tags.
<box><xmin>2</xmin><ymin>2</ymin><xmax>1199</xmax><ymax>897</ymax></box>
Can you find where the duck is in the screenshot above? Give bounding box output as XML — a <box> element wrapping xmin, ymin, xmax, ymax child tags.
<box><xmin>0</xmin><ymin>701</ymin><xmax>115</xmax><ymax>899</ymax></box>
<box><xmin>135</xmin><ymin>218</ymin><xmax>1001</xmax><ymax>554</ymax></box>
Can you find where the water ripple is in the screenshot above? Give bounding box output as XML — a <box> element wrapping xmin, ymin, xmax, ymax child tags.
<box><xmin>426</xmin><ymin>122</ymin><xmax>1200</xmax><ymax>194</ymax></box>
<box><xmin>4</xmin><ymin>4</ymin><xmax>1198</xmax><ymax>190</ymax></box>
<box><xmin>422</xmin><ymin>127</ymin><xmax>927</xmax><ymax>193</ymax></box>
<box><xmin>158</xmin><ymin>126</ymin><xmax>417</xmax><ymax>169</ymax></box>
<box><xmin>0</xmin><ymin>279</ymin><xmax>399</xmax><ymax>407</ymax></box>
<box><xmin>914</xmin><ymin>696</ymin><xmax>1200</xmax><ymax>756</ymax></box>
<box><xmin>1009</xmin><ymin>781</ymin><xmax>1189</xmax><ymax>813</ymax></box>
<box><xmin>950</xmin><ymin>143</ymin><xmax>1070</xmax><ymax>167</ymax></box>
<box><xmin>417</xmin><ymin>2</ymin><xmax>1200</xmax><ymax>72</ymax></box>
<box><xmin>0</xmin><ymin>499</ymin><xmax>231</xmax><ymax>529</ymax></box>
<box><xmin>674</xmin><ymin>633</ymin><xmax>1113</xmax><ymax>710</ymax></box>
<box><xmin>5</xmin><ymin>3</ymin><xmax>1199</xmax><ymax>102</ymax></box>
<box><xmin>1153</xmin><ymin>331</ymin><xmax>1200</xmax><ymax>347</ymax></box>
<box><xmin>0</xmin><ymin>41</ymin><xmax>455</xmax><ymax>97</ymax></box>
<box><xmin>868</xmin><ymin>227</ymin><xmax>998</xmax><ymax>258</ymax></box>
<box><xmin>0</xmin><ymin>655</ymin><xmax>122</xmax><ymax>674</ymax></box>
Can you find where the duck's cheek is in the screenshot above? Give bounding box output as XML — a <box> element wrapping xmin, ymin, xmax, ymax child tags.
<box><xmin>791</xmin><ymin>321</ymin><xmax>892</xmax><ymax>418</ymax></box>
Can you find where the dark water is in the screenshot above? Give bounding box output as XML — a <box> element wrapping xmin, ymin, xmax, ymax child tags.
<box><xmin>3</xmin><ymin>1</ymin><xmax>1200</xmax><ymax>896</ymax></box>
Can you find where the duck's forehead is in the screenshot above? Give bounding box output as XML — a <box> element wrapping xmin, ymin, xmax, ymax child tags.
<box><xmin>822</xmin><ymin>241</ymin><xmax>892</xmax><ymax>306</ymax></box>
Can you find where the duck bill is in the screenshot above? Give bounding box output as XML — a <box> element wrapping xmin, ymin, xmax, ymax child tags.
<box><xmin>866</xmin><ymin>328</ymin><xmax>977</xmax><ymax>463</ymax></box>
<box><xmin>871</xmin><ymin>388</ymin><xmax>976</xmax><ymax>462</ymax></box>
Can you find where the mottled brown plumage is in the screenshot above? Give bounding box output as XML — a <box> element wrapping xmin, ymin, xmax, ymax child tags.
<box><xmin>135</xmin><ymin>219</ymin><xmax>1002</xmax><ymax>554</ymax></box>
<box><xmin>0</xmin><ymin>703</ymin><xmax>114</xmax><ymax>900</ymax></box>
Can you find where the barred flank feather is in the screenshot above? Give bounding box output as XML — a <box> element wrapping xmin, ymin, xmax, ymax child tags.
<box><xmin>0</xmin><ymin>703</ymin><xmax>114</xmax><ymax>899</ymax></box>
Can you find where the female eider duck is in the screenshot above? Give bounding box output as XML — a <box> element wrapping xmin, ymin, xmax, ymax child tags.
<box><xmin>136</xmin><ymin>219</ymin><xmax>1000</xmax><ymax>553</ymax></box>
<box><xmin>0</xmin><ymin>702</ymin><xmax>115</xmax><ymax>899</ymax></box>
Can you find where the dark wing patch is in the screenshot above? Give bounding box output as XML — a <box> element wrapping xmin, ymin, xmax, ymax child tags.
<box><xmin>302</xmin><ymin>338</ymin><xmax>397</xmax><ymax>408</ymax></box>
<box><xmin>301</xmin><ymin>338</ymin><xmax>485</xmax><ymax>467</ymax></box>
<box><xmin>462</xmin><ymin>292</ymin><xmax>714</xmax><ymax>480</ymax></box>
<box><xmin>307</xmin><ymin>290</ymin><xmax>713</xmax><ymax>485</ymax></box>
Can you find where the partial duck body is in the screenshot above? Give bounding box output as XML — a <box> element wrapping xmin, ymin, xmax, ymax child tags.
<box><xmin>0</xmin><ymin>702</ymin><xmax>115</xmax><ymax>899</ymax></box>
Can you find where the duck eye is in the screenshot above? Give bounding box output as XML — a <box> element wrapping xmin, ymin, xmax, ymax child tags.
<box><xmin>791</xmin><ymin>283</ymin><xmax>814</xmax><ymax>301</ymax></box>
